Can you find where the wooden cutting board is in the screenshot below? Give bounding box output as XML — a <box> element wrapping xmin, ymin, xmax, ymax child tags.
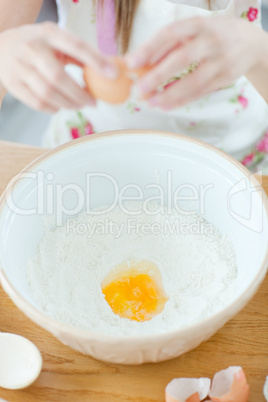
<box><xmin>0</xmin><ymin>140</ymin><xmax>267</xmax><ymax>402</ymax></box>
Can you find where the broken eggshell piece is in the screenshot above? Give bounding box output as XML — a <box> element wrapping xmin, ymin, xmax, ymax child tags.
<box><xmin>165</xmin><ymin>366</ymin><xmax>250</xmax><ymax>402</ymax></box>
<box><xmin>209</xmin><ymin>366</ymin><xmax>250</xmax><ymax>402</ymax></box>
<box><xmin>165</xmin><ymin>377</ymin><xmax>211</xmax><ymax>402</ymax></box>
<box><xmin>0</xmin><ymin>333</ymin><xmax>42</xmax><ymax>389</ymax></box>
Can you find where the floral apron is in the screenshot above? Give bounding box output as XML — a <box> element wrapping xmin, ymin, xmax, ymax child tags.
<box><xmin>45</xmin><ymin>0</ymin><xmax>268</xmax><ymax>172</ymax></box>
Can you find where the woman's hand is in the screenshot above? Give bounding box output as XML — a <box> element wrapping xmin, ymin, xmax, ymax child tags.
<box><xmin>0</xmin><ymin>22</ymin><xmax>117</xmax><ymax>113</ymax></box>
<box><xmin>126</xmin><ymin>16</ymin><xmax>268</xmax><ymax>109</ymax></box>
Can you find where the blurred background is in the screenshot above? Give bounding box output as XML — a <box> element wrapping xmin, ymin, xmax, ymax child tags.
<box><xmin>0</xmin><ymin>0</ymin><xmax>268</xmax><ymax>147</ymax></box>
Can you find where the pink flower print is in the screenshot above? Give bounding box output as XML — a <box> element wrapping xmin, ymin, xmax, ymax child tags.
<box><xmin>189</xmin><ymin>122</ymin><xmax>196</xmax><ymax>127</ymax></box>
<box><xmin>73</xmin><ymin>0</ymin><xmax>79</xmax><ymax>3</ymax></box>
<box><xmin>247</xmin><ymin>7</ymin><xmax>258</xmax><ymax>21</ymax></box>
<box><xmin>71</xmin><ymin>127</ymin><xmax>80</xmax><ymax>139</ymax></box>
<box><xmin>241</xmin><ymin>152</ymin><xmax>255</xmax><ymax>166</ymax></box>
<box><xmin>238</xmin><ymin>96</ymin><xmax>248</xmax><ymax>108</ymax></box>
<box><xmin>127</xmin><ymin>102</ymin><xmax>141</xmax><ymax>113</ymax></box>
<box><xmin>85</xmin><ymin>123</ymin><xmax>94</xmax><ymax>135</ymax></box>
<box><xmin>256</xmin><ymin>133</ymin><xmax>268</xmax><ymax>153</ymax></box>
<box><xmin>68</xmin><ymin>112</ymin><xmax>94</xmax><ymax>139</ymax></box>
<box><xmin>229</xmin><ymin>93</ymin><xmax>248</xmax><ymax>109</ymax></box>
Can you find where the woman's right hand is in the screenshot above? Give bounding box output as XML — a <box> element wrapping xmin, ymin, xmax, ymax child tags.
<box><xmin>0</xmin><ymin>22</ymin><xmax>117</xmax><ymax>113</ymax></box>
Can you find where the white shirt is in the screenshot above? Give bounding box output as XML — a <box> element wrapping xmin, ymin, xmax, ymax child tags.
<box><xmin>45</xmin><ymin>0</ymin><xmax>268</xmax><ymax>161</ymax></box>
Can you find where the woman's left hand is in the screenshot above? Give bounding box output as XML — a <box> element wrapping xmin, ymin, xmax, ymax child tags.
<box><xmin>126</xmin><ymin>16</ymin><xmax>266</xmax><ymax>109</ymax></box>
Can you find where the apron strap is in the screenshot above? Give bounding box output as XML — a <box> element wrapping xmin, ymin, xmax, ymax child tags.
<box><xmin>97</xmin><ymin>0</ymin><xmax>117</xmax><ymax>55</ymax></box>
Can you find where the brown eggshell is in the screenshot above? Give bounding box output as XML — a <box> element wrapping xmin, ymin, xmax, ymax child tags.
<box><xmin>186</xmin><ymin>392</ymin><xmax>200</xmax><ymax>402</ymax></box>
<box><xmin>165</xmin><ymin>392</ymin><xmax>200</xmax><ymax>402</ymax></box>
<box><xmin>209</xmin><ymin>367</ymin><xmax>250</xmax><ymax>402</ymax></box>
<box><xmin>84</xmin><ymin>57</ymin><xmax>132</xmax><ymax>104</ymax></box>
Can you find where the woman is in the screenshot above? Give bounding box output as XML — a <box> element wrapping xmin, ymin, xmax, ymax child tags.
<box><xmin>0</xmin><ymin>0</ymin><xmax>268</xmax><ymax>170</ymax></box>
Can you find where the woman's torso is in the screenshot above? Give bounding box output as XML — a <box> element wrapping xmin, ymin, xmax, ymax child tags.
<box><xmin>46</xmin><ymin>0</ymin><xmax>268</xmax><ymax>161</ymax></box>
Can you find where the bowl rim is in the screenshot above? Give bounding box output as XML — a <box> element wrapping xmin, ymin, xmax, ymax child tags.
<box><xmin>0</xmin><ymin>128</ymin><xmax>268</xmax><ymax>342</ymax></box>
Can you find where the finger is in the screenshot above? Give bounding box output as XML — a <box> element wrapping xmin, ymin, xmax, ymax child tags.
<box><xmin>40</xmin><ymin>23</ymin><xmax>118</xmax><ymax>79</ymax></box>
<box><xmin>9</xmin><ymin>83</ymin><xmax>57</xmax><ymax>113</ymax></box>
<box><xmin>23</xmin><ymin>44</ymin><xmax>96</xmax><ymax>108</ymax></box>
<box><xmin>148</xmin><ymin>59</ymin><xmax>222</xmax><ymax>109</ymax></box>
<box><xmin>137</xmin><ymin>36</ymin><xmax>218</xmax><ymax>96</ymax></box>
<box><xmin>24</xmin><ymin>68</ymin><xmax>80</xmax><ymax>110</ymax></box>
<box><xmin>54</xmin><ymin>51</ymin><xmax>83</xmax><ymax>67</ymax></box>
<box><xmin>126</xmin><ymin>17</ymin><xmax>203</xmax><ymax>69</ymax></box>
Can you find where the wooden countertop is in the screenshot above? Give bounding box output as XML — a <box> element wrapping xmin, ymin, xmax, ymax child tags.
<box><xmin>0</xmin><ymin>140</ymin><xmax>267</xmax><ymax>402</ymax></box>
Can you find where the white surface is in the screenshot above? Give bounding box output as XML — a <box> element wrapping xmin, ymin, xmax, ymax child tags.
<box><xmin>0</xmin><ymin>333</ymin><xmax>42</xmax><ymax>389</ymax></box>
<box><xmin>0</xmin><ymin>131</ymin><xmax>267</xmax><ymax>364</ymax></box>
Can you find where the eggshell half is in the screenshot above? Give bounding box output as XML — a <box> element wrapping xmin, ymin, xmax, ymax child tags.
<box><xmin>0</xmin><ymin>333</ymin><xmax>42</xmax><ymax>389</ymax></box>
<box><xmin>165</xmin><ymin>377</ymin><xmax>211</xmax><ymax>402</ymax></box>
<box><xmin>209</xmin><ymin>366</ymin><xmax>250</xmax><ymax>402</ymax></box>
<box><xmin>264</xmin><ymin>376</ymin><xmax>268</xmax><ymax>401</ymax></box>
<box><xmin>84</xmin><ymin>56</ymin><xmax>154</xmax><ymax>104</ymax></box>
<box><xmin>84</xmin><ymin>57</ymin><xmax>132</xmax><ymax>104</ymax></box>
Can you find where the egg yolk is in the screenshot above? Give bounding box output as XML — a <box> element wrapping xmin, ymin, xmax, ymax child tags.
<box><xmin>101</xmin><ymin>260</ymin><xmax>168</xmax><ymax>322</ymax></box>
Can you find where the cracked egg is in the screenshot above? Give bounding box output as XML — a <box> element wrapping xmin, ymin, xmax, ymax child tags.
<box><xmin>84</xmin><ymin>57</ymin><xmax>151</xmax><ymax>104</ymax></box>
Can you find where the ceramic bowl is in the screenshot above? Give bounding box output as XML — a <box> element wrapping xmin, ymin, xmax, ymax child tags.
<box><xmin>0</xmin><ymin>130</ymin><xmax>267</xmax><ymax>364</ymax></box>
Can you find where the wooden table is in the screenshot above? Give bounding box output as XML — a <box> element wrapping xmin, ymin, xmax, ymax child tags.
<box><xmin>0</xmin><ymin>140</ymin><xmax>267</xmax><ymax>402</ymax></box>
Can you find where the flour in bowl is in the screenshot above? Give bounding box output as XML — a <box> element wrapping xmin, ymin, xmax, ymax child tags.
<box><xmin>26</xmin><ymin>202</ymin><xmax>238</xmax><ymax>336</ymax></box>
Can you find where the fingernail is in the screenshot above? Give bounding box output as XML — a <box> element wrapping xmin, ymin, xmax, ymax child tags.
<box><xmin>89</xmin><ymin>99</ymin><xmax>96</xmax><ymax>107</ymax></box>
<box><xmin>84</xmin><ymin>94</ymin><xmax>96</xmax><ymax>107</ymax></box>
<box><xmin>126</xmin><ymin>55</ymin><xmax>144</xmax><ymax>70</ymax></box>
<box><xmin>102</xmin><ymin>64</ymin><xmax>118</xmax><ymax>80</ymax></box>
<box><xmin>138</xmin><ymin>80</ymin><xmax>151</xmax><ymax>95</ymax></box>
<box><xmin>82</xmin><ymin>97</ymin><xmax>96</xmax><ymax>107</ymax></box>
<box><xmin>148</xmin><ymin>97</ymin><xmax>159</xmax><ymax>106</ymax></box>
<box><xmin>161</xmin><ymin>104</ymin><xmax>172</xmax><ymax>111</ymax></box>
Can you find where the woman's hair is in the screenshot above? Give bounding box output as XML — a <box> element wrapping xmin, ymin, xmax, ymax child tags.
<box><xmin>97</xmin><ymin>0</ymin><xmax>140</xmax><ymax>53</ymax></box>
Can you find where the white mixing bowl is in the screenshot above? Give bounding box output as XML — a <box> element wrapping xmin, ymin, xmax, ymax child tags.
<box><xmin>0</xmin><ymin>130</ymin><xmax>267</xmax><ymax>364</ymax></box>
